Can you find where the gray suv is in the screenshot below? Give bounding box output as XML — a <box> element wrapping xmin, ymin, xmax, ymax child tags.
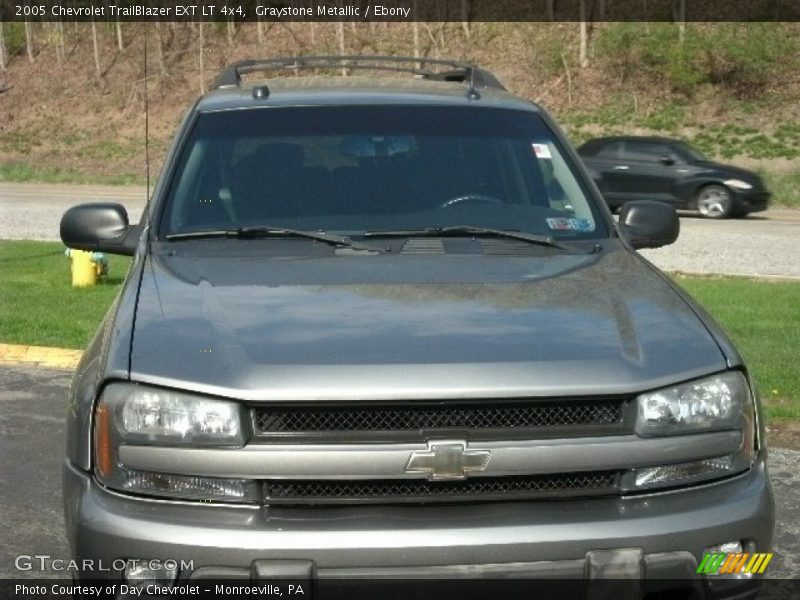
<box><xmin>60</xmin><ymin>56</ymin><xmax>773</xmax><ymax>598</ymax></box>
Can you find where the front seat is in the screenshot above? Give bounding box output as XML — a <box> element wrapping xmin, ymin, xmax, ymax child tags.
<box><xmin>229</xmin><ymin>143</ymin><xmax>306</xmax><ymax>222</ymax></box>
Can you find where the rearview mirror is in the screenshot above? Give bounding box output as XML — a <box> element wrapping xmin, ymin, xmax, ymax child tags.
<box><xmin>619</xmin><ymin>200</ymin><xmax>679</xmax><ymax>249</ymax></box>
<box><xmin>659</xmin><ymin>156</ymin><xmax>675</xmax><ymax>166</ymax></box>
<box><xmin>340</xmin><ymin>135</ymin><xmax>413</xmax><ymax>158</ymax></box>
<box><xmin>60</xmin><ymin>203</ymin><xmax>141</xmax><ymax>256</ymax></box>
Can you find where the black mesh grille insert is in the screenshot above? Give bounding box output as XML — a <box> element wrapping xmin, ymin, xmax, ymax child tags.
<box><xmin>265</xmin><ymin>471</ymin><xmax>620</xmax><ymax>505</ymax></box>
<box><xmin>254</xmin><ymin>400</ymin><xmax>626</xmax><ymax>438</ymax></box>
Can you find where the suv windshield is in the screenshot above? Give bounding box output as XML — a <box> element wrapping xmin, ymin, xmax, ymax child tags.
<box><xmin>161</xmin><ymin>105</ymin><xmax>607</xmax><ymax>240</ymax></box>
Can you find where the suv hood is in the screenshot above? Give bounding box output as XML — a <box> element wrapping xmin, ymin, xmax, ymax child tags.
<box><xmin>129</xmin><ymin>245</ymin><xmax>726</xmax><ymax>400</ymax></box>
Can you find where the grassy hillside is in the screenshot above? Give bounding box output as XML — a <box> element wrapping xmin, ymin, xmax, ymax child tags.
<box><xmin>0</xmin><ymin>21</ymin><xmax>798</xmax><ymax>205</ymax></box>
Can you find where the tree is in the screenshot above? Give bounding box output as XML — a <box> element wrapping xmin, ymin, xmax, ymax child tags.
<box><xmin>24</xmin><ymin>22</ymin><xmax>34</xmax><ymax>63</ymax></box>
<box><xmin>460</xmin><ymin>0</ymin><xmax>470</xmax><ymax>39</ymax></box>
<box><xmin>91</xmin><ymin>21</ymin><xmax>101</xmax><ymax>77</ymax></box>
<box><xmin>57</xmin><ymin>21</ymin><xmax>65</xmax><ymax>62</ymax></box>
<box><xmin>579</xmin><ymin>0</ymin><xmax>589</xmax><ymax>68</ymax></box>
<box><xmin>50</xmin><ymin>23</ymin><xmax>62</xmax><ymax>63</ymax></box>
<box><xmin>678</xmin><ymin>0</ymin><xmax>686</xmax><ymax>44</ymax></box>
<box><xmin>0</xmin><ymin>22</ymin><xmax>7</xmax><ymax>70</ymax></box>
<box><xmin>154</xmin><ymin>21</ymin><xmax>167</xmax><ymax>77</ymax></box>
<box><xmin>198</xmin><ymin>22</ymin><xmax>205</xmax><ymax>94</ymax></box>
<box><xmin>257</xmin><ymin>19</ymin><xmax>265</xmax><ymax>44</ymax></box>
<box><xmin>337</xmin><ymin>22</ymin><xmax>346</xmax><ymax>75</ymax></box>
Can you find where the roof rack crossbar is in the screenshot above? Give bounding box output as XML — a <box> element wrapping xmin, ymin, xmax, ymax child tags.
<box><xmin>239</xmin><ymin>62</ymin><xmax>437</xmax><ymax>79</ymax></box>
<box><xmin>212</xmin><ymin>55</ymin><xmax>505</xmax><ymax>91</ymax></box>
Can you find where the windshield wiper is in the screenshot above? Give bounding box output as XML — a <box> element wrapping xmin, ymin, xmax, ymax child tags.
<box><xmin>363</xmin><ymin>226</ymin><xmax>573</xmax><ymax>251</ymax></box>
<box><xmin>166</xmin><ymin>226</ymin><xmax>382</xmax><ymax>252</ymax></box>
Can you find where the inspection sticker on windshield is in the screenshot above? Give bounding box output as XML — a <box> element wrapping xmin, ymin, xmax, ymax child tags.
<box><xmin>532</xmin><ymin>143</ymin><xmax>552</xmax><ymax>159</ymax></box>
<box><xmin>546</xmin><ymin>217</ymin><xmax>593</xmax><ymax>232</ymax></box>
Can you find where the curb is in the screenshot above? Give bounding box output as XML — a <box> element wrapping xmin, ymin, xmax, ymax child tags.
<box><xmin>0</xmin><ymin>343</ymin><xmax>81</xmax><ymax>370</ymax></box>
<box><xmin>669</xmin><ymin>270</ymin><xmax>800</xmax><ymax>282</ymax></box>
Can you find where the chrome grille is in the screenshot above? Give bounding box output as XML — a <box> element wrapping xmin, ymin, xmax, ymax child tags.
<box><xmin>264</xmin><ymin>471</ymin><xmax>620</xmax><ymax>505</ymax></box>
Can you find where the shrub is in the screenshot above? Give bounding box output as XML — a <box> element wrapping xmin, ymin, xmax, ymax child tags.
<box><xmin>595</xmin><ymin>23</ymin><xmax>798</xmax><ymax>99</ymax></box>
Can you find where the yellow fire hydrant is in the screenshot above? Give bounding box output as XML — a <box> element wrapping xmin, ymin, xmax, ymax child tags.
<box><xmin>65</xmin><ymin>249</ymin><xmax>108</xmax><ymax>287</ymax></box>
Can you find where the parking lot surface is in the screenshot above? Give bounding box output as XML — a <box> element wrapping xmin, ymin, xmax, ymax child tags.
<box><xmin>0</xmin><ymin>364</ymin><xmax>796</xmax><ymax>579</ymax></box>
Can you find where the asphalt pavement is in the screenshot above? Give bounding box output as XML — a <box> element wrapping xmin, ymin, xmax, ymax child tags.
<box><xmin>0</xmin><ymin>363</ymin><xmax>797</xmax><ymax>579</ymax></box>
<box><xmin>0</xmin><ymin>365</ymin><xmax>71</xmax><ymax>579</ymax></box>
<box><xmin>0</xmin><ymin>182</ymin><xmax>147</xmax><ymax>242</ymax></box>
<box><xmin>639</xmin><ymin>210</ymin><xmax>800</xmax><ymax>280</ymax></box>
<box><xmin>1</xmin><ymin>183</ymin><xmax>799</xmax><ymax>278</ymax></box>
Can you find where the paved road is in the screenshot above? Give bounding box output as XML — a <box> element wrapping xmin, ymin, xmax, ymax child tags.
<box><xmin>0</xmin><ymin>364</ymin><xmax>797</xmax><ymax>580</ymax></box>
<box><xmin>1</xmin><ymin>183</ymin><xmax>798</xmax><ymax>278</ymax></box>
<box><xmin>0</xmin><ymin>183</ymin><xmax>147</xmax><ymax>242</ymax></box>
<box><xmin>639</xmin><ymin>210</ymin><xmax>800</xmax><ymax>280</ymax></box>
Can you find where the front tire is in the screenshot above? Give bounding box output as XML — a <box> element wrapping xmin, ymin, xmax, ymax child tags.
<box><xmin>695</xmin><ymin>184</ymin><xmax>733</xmax><ymax>219</ymax></box>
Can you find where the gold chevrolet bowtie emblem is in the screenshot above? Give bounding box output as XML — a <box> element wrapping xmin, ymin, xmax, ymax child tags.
<box><xmin>405</xmin><ymin>441</ymin><xmax>491</xmax><ymax>481</ymax></box>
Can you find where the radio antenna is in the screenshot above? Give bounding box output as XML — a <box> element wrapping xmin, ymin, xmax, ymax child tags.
<box><xmin>143</xmin><ymin>27</ymin><xmax>150</xmax><ymax>202</ymax></box>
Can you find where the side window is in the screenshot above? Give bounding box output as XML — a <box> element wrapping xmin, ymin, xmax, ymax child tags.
<box><xmin>594</xmin><ymin>141</ymin><xmax>623</xmax><ymax>159</ymax></box>
<box><xmin>623</xmin><ymin>142</ymin><xmax>675</xmax><ymax>163</ymax></box>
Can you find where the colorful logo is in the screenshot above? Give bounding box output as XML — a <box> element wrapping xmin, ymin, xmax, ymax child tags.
<box><xmin>697</xmin><ymin>552</ymin><xmax>773</xmax><ymax>575</ymax></box>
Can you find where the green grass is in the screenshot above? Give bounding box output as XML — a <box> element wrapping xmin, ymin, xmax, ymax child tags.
<box><xmin>0</xmin><ymin>162</ymin><xmax>144</xmax><ymax>186</ymax></box>
<box><xmin>0</xmin><ymin>241</ymin><xmax>131</xmax><ymax>349</ymax></box>
<box><xmin>760</xmin><ymin>169</ymin><xmax>800</xmax><ymax>209</ymax></box>
<box><xmin>676</xmin><ymin>275</ymin><xmax>800</xmax><ymax>421</ymax></box>
<box><xmin>0</xmin><ymin>241</ymin><xmax>797</xmax><ymax>422</ymax></box>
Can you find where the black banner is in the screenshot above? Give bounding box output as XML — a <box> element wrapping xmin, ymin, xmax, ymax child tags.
<box><xmin>2</xmin><ymin>0</ymin><xmax>800</xmax><ymax>23</ymax></box>
<box><xmin>4</xmin><ymin>578</ymin><xmax>800</xmax><ymax>600</ymax></box>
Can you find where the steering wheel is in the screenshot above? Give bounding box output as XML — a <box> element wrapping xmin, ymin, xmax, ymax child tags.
<box><xmin>439</xmin><ymin>193</ymin><xmax>503</xmax><ymax>209</ymax></box>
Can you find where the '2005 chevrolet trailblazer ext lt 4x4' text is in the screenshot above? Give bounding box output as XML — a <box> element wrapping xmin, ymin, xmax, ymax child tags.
<box><xmin>60</xmin><ymin>56</ymin><xmax>773</xmax><ymax>599</ymax></box>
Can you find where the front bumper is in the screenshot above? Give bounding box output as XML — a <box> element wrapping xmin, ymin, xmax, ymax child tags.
<box><xmin>64</xmin><ymin>455</ymin><xmax>773</xmax><ymax>598</ymax></box>
<box><xmin>733</xmin><ymin>189</ymin><xmax>770</xmax><ymax>214</ymax></box>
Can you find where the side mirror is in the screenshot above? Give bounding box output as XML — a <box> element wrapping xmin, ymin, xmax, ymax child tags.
<box><xmin>619</xmin><ymin>200</ymin><xmax>679</xmax><ymax>249</ymax></box>
<box><xmin>60</xmin><ymin>203</ymin><xmax>141</xmax><ymax>256</ymax></box>
<box><xmin>659</xmin><ymin>156</ymin><xmax>675</xmax><ymax>166</ymax></box>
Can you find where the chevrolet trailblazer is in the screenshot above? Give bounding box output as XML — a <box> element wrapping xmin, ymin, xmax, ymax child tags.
<box><xmin>60</xmin><ymin>56</ymin><xmax>773</xmax><ymax>599</ymax></box>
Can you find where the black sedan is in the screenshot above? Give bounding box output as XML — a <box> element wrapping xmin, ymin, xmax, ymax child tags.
<box><xmin>577</xmin><ymin>136</ymin><xmax>770</xmax><ymax>218</ymax></box>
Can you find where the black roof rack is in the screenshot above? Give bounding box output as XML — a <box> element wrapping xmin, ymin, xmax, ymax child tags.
<box><xmin>212</xmin><ymin>55</ymin><xmax>505</xmax><ymax>92</ymax></box>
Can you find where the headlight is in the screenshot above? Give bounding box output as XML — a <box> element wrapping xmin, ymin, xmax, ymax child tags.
<box><xmin>116</xmin><ymin>385</ymin><xmax>244</xmax><ymax>445</ymax></box>
<box><xmin>622</xmin><ymin>371</ymin><xmax>756</xmax><ymax>492</ymax></box>
<box><xmin>94</xmin><ymin>383</ymin><xmax>259</xmax><ymax>502</ymax></box>
<box><xmin>723</xmin><ymin>179</ymin><xmax>753</xmax><ymax>190</ymax></box>
<box><xmin>635</xmin><ymin>371</ymin><xmax>749</xmax><ymax>437</ymax></box>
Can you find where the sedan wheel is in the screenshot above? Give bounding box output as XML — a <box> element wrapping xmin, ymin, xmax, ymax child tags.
<box><xmin>696</xmin><ymin>185</ymin><xmax>733</xmax><ymax>219</ymax></box>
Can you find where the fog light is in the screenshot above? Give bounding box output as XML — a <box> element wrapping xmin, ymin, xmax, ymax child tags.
<box><xmin>124</xmin><ymin>559</ymin><xmax>179</xmax><ymax>586</ymax></box>
<box><xmin>697</xmin><ymin>541</ymin><xmax>772</xmax><ymax>587</ymax></box>
<box><xmin>123</xmin><ymin>469</ymin><xmax>261</xmax><ymax>502</ymax></box>
<box><xmin>634</xmin><ymin>455</ymin><xmax>734</xmax><ymax>488</ymax></box>
<box><xmin>707</xmin><ymin>541</ymin><xmax>743</xmax><ymax>555</ymax></box>
<box><xmin>621</xmin><ymin>449</ymin><xmax>752</xmax><ymax>492</ymax></box>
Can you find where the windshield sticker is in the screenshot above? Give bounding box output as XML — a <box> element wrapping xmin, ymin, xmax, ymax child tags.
<box><xmin>547</xmin><ymin>217</ymin><xmax>594</xmax><ymax>232</ymax></box>
<box><xmin>532</xmin><ymin>143</ymin><xmax>552</xmax><ymax>159</ymax></box>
